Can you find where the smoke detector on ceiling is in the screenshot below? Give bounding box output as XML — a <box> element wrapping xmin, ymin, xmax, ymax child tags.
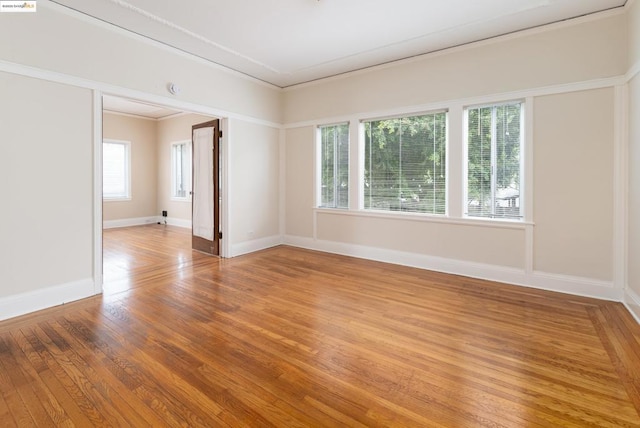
<box><xmin>167</xmin><ymin>83</ymin><xmax>181</xmax><ymax>95</ymax></box>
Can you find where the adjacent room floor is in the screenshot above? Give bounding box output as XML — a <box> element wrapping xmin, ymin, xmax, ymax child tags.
<box><xmin>0</xmin><ymin>224</ymin><xmax>639</xmax><ymax>426</ymax></box>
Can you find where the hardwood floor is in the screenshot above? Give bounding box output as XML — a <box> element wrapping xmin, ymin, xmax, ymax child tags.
<box><xmin>1</xmin><ymin>224</ymin><xmax>639</xmax><ymax>426</ymax></box>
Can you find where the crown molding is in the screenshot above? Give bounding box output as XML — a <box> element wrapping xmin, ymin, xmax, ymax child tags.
<box><xmin>284</xmin><ymin>7</ymin><xmax>626</xmax><ymax>92</ymax></box>
<box><xmin>43</xmin><ymin>0</ymin><xmax>281</xmax><ymax>91</ymax></box>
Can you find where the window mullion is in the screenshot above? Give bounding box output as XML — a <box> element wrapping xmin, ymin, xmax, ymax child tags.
<box><xmin>332</xmin><ymin>129</ymin><xmax>340</xmax><ymax>208</ymax></box>
<box><xmin>398</xmin><ymin>121</ymin><xmax>403</xmax><ymax>210</ymax></box>
<box><xmin>490</xmin><ymin>106</ymin><xmax>497</xmax><ymax>217</ymax></box>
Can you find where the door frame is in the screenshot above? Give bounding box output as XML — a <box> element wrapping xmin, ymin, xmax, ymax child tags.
<box><xmin>95</xmin><ymin>90</ymin><xmax>230</xmax><ymax>293</ymax></box>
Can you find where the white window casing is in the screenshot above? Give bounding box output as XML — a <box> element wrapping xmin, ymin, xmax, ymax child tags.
<box><xmin>103</xmin><ymin>139</ymin><xmax>131</xmax><ymax>200</ymax></box>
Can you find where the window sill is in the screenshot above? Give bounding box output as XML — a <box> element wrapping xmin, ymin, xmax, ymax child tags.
<box><xmin>171</xmin><ymin>197</ymin><xmax>192</xmax><ymax>202</ymax></box>
<box><xmin>313</xmin><ymin>207</ymin><xmax>533</xmax><ymax>229</ymax></box>
<box><xmin>103</xmin><ymin>197</ymin><xmax>131</xmax><ymax>202</ymax></box>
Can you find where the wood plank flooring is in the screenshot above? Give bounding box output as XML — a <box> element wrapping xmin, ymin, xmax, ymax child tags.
<box><xmin>1</xmin><ymin>224</ymin><xmax>639</xmax><ymax>426</ymax></box>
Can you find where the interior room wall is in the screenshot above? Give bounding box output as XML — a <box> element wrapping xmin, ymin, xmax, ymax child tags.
<box><xmin>157</xmin><ymin>113</ymin><xmax>216</xmax><ymax>226</ymax></box>
<box><xmin>533</xmin><ymin>89</ymin><xmax>614</xmax><ymax>281</ymax></box>
<box><xmin>0</xmin><ymin>72</ymin><xmax>94</xmax><ymax>311</ymax></box>
<box><xmin>102</xmin><ymin>112</ymin><xmax>158</xmax><ymax>224</ymax></box>
<box><xmin>627</xmin><ymin>0</ymin><xmax>640</xmax><ymax>315</ymax></box>
<box><xmin>283</xmin><ymin>12</ymin><xmax>626</xmax><ymax>124</ymax></box>
<box><xmin>228</xmin><ymin>118</ymin><xmax>281</xmax><ymax>256</ymax></box>
<box><xmin>285</xmin><ymin>126</ymin><xmax>315</xmax><ymax>238</ymax></box>
<box><xmin>0</xmin><ymin>3</ymin><xmax>282</xmax><ymax>124</ymax></box>
<box><xmin>629</xmin><ymin>76</ymin><xmax>640</xmax><ymax>299</ymax></box>
<box><xmin>282</xmin><ymin>11</ymin><xmax>626</xmax><ymax>299</ymax></box>
<box><xmin>629</xmin><ymin>0</ymin><xmax>640</xmax><ymax>68</ymax></box>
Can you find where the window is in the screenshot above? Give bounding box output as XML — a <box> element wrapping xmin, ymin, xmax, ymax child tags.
<box><xmin>466</xmin><ymin>102</ymin><xmax>523</xmax><ymax>219</ymax></box>
<box><xmin>319</xmin><ymin>123</ymin><xmax>349</xmax><ymax>208</ymax></box>
<box><xmin>172</xmin><ymin>141</ymin><xmax>192</xmax><ymax>199</ymax></box>
<box><xmin>364</xmin><ymin>112</ymin><xmax>447</xmax><ymax>214</ymax></box>
<box><xmin>103</xmin><ymin>140</ymin><xmax>130</xmax><ymax>200</ymax></box>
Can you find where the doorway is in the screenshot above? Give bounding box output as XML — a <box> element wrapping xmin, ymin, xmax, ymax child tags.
<box><xmin>100</xmin><ymin>94</ymin><xmax>225</xmax><ymax>293</ymax></box>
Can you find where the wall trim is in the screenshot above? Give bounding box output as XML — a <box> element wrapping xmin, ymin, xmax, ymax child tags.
<box><xmin>93</xmin><ymin>90</ymin><xmax>103</xmax><ymax>295</ymax></box>
<box><xmin>284</xmin><ymin>7</ymin><xmax>625</xmax><ymax>92</ymax></box>
<box><xmin>103</xmin><ymin>109</ymin><xmax>186</xmax><ymax>122</ymax></box>
<box><xmin>284</xmin><ymin>75</ymin><xmax>625</xmax><ymax>130</ymax></box>
<box><xmin>0</xmin><ymin>59</ymin><xmax>281</xmax><ymax>129</ymax></box>
<box><xmin>103</xmin><ymin>216</ymin><xmax>159</xmax><ymax>229</ymax></box>
<box><xmin>613</xmin><ymin>85</ymin><xmax>629</xmax><ymax>292</ymax></box>
<box><xmin>163</xmin><ymin>217</ymin><xmax>191</xmax><ymax>228</ymax></box>
<box><xmin>624</xmin><ymin>287</ymin><xmax>640</xmax><ymax>324</ymax></box>
<box><xmin>314</xmin><ymin>207</ymin><xmax>531</xmax><ymax>230</ymax></box>
<box><xmin>220</xmin><ymin>118</ymin><xmax>231</xmax><ymax>258</ymax></box>
<box><xmin>43</xmin><ymin>0</ymin><xmax>280</xmax><ymax>91</ymax></box>
<box><xmin>283</xmin><ymin>235</ymin><xmax>621</xmax><ymax>302</ymax></box>
<box><xmin>103</xmin><ymin>216</ymin><xmax>191</xmax><ymax>229</ymax></box>
<box><xmin>279</xmin><ymin>129</ymin><xmax>287</xmax><ymax>237</ymax></box>
<box><xmin>231</xmin><ymin>235</ymin><xmax>283</xmax><ymax>258</ymax></box>
<box><xmin>0</xmin><ymin>278</ymin><xmax>96</xmax><ymax>322</ymax></box>
<box><xmin>627</xmin><ymin>58</ymin><xmax>640</xmax><ymax>82</ymax></box>
<box><xmin>44</xmin><ymin>0</ymin><xmax>626</xmax><ymax>92</ymax></box>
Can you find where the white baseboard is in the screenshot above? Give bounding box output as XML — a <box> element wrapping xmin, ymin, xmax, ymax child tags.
<box><xmin>0</xmin><ymin>278</ymin><xmax>97</xmax><ymax>322</ymax></box>
<box><xmin>165</xmin><ymin>217</ymin><xmax>191</xmax><ymax>228</ymax></box>
<box><xmin>624</xmin><ymin>287</ymin><xmax>640</xmax><ymax>324</ymax></box>
<box><xmin>103</xmin><ymin>216</ymin><xmax>159</xmax><ymax>229</ymax></box>
<box><xmin>283</xmin><ymin>235</ymin><xmax>621</xmax><ymax>302</ymax></box>
<box><xmin>231</xmin><ymin>235</ymin><xmax>283</xmax><ymax>257</ymax></box>
<box><xmin>103</xmin><ymin>216</ymin><xmax>192</xmax><ymax>229</ymax></box>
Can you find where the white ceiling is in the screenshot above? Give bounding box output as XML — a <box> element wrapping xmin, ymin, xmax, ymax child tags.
<box><xmin>51</xmin><ymin>0</ymin><xmax>626</xmax><ymax>88</ymax></box>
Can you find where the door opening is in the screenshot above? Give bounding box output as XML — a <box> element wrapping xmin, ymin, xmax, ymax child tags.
<box><xmin>100</xmin><ymin>94</ymin><xmax>224</xmax><ymax>294</ymax></box>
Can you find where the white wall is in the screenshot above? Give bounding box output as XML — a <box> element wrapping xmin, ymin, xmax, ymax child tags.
<box><xmin>283</xmin><ymin>11</ymin><xmax>626</xmax><ymax>300</ymax></box>
<box><xmin>157</xmin><ymin>113</ymin><xmax>216</xmax><ymax>226</ymax></box>
<box><xmin>102</xmin><ymin>112</ymin><xmax>218</xmax><ymax>228</ymax></box>
<box><xmin>533</xmin><ymin>89</ymin><xmax>614</xmax><ymax>281</ymax></box>
<box><xmin>103</xmin><ymin>113</ymin><xmax>158</xmax><ymax>224</ymax></box>
<box><xmin>0</xmin><ymin>3</ymin><xmax>281</xmax><ymax>124</ymax></box>
<box><xmin>629</xmin><ymin>75</ymin><xmax>640</xmax><ymax>307</ymax></box>
<box><xmin>283</xmin><ymin>12</ymin><xmax>626</xmax><ymax>124</ymax></box>
<box><xmin>626</xmin><ymin>0</ymin><xmax>640</xmax><ymax>318</ymax></box>
<box><xmin>629</xmin><ymin>0</ymin><xmax>640</xmax><ymax>68</ymax></box>
<box><xmin>229</xmin><ymin>119</ymin><xmax>282</xmax><ymax>256</ymax></box>
<box><xmin>285</xmin><ymin>126</ymin><xmax>315</xmax><ymax>238</ymax></box>
<box><xmin>0</xmin><ymin>72</ymin><xmax>94</xmax><ymax>314</ymax></box>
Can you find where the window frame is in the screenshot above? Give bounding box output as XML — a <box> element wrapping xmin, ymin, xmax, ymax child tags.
<box><xmin>171</xmin><ymin>139</ymin><xmax>192</xmax><ymax>201</ymax></box>
<box><xmin>102</xmin><ymin>139</ymin><xmax>131</xmax><ymax>201</ymax></box>
<box><xmin>360</xmin><ymin>109</ymin><xmax>448</xmax><ymax>216</ymax></box>
<box><xmin>463</xmin><ymin>100</ymin><xmax>525</xmax><ymax>221</ymax></box>
<box><xmin>316</xmin><ymin>122</ymin><xmax>350</xmax><ymax>209</ymax></box>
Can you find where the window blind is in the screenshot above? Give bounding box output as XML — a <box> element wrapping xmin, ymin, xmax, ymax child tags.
<box><xmin>467</xmin><ymin>102</ymin><xmax>522</xmax><ymax>219</ymax></box>
<box><xmin>319</xmin><ymin>123</ymin><xmax>349</xmax><ymax>209</ymax></box>
<box><xmin>364</xmin><ymin>112</ymin><xmax>447</xmax><ymax>214</ymax></box>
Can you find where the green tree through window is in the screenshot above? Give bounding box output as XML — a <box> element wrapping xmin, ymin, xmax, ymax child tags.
<box><xmin>467</xmin><ymin>102</ymin><xmax>522</xmax><ymax>219</ymax></box>
<box><xmin>364</xmin><ymin>112</ymin><xmax>447</xmax><ymax>214</ymax></box>
<box><xmin>320</xmin><ymin>123</ymin><xmax>349</xmax><ymax>208</ymax></box>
